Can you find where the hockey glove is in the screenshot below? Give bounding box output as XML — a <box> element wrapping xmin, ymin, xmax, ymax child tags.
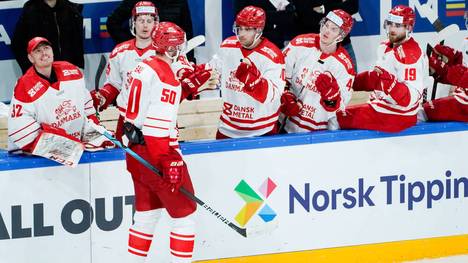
<box><xmin>373</xmin><ymin>66</ymin><xmax>411</xmax><ymax>107</ymax></box>
<box><xmin>280</xmin><ymin>90</ymin><xmax>303</xmax><ymax>116</ymax></box>
<box><xmin>433</xmin><ymin>44</ymin><xmax>463</xmax><ymax>66</ymax></box>
<box><xmin>91</xmin><ymin>84</ymin><xmax>119</xmax><ymax>111</ymax></box>
<box><xmin>180</xmin><ymin>66</ymin><xmax>219</xmax><ymax>100</ymax></box>
<box><xmin>235</xmin><ymin>59</ymin><xmax>268</xmax><ymax>103</ymax></box>
<box><xmin>429</xmin><ymin>53</ymin><xmax>448</xmax><ymax>81</ymax></box>
<box><xmin>160</xmin><ymin>153</ymin><xmax>186</xmax><ymax>192</ymax></box>
<box><xmin>315</xmin><ymin>72</ymin><xmax>341</xmax><ymax>111</ymax></box>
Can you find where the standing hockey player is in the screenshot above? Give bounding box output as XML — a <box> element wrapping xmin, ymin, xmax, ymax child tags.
<box><xmin>210</xmin><ymin>5</ymin><xmax>285</xmax><ymax>139</ymax></box>
<box><xmin>421</xmin><ymin>39</ymin><xmax>467</xmax><ymax>121</ymax></box>
<box><xmin>91</xmin><ymin>1</ymin><xmax>158</xmax><ymax>141</ymax></box>
<box><xmin>124</xmin><ymin>22</ymin><xmax>196</xmax><ymax>262</ymax></box>
<box><xmin>280</xmin><ymin>9</ymin><xmax>355</xmax><ymax>133</ymax></box>
<box><xmin>329</xmin><ymin>5</ymin><xmax>428</xmax><ymax>132</ymax></box>
<box><xmin>8</xmin><ymin>37</ymin><xmax>112</xmax><ymax>166</ymax></box>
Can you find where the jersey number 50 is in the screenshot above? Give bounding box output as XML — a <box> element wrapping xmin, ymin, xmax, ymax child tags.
<box><xmin>161</xmin><ymin>88</ymin><xmax>176</xmax><ymax>105</ymax></box>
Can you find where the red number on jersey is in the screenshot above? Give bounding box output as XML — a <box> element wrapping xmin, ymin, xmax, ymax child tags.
<box><xmin>161</xmin><ymin>88</ymin><xmax>176</xmax><ymax>105</ymax></box>
<box><xmin>11</xmin><ymin>104</ymin><xmax>23</xmax><ymax>118</ymax></box>
<box><xmin>126</xmin><ymin>78</ymin><xmax>142</xmax><ymax>120</ymax></box>
<box><xmin>346</xmin><ymin>79</ymin><xmax>353</xmax><ymax>90</ymax></box>
<box><xmin>404</xmin><ymin>68</ymin><xmax>416</xmax><ymax>81</ymax></box>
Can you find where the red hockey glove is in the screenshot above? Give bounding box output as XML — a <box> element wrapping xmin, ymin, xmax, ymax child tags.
<box><xmin>315</xmin><ymin>72</ymin><xmax>341</xmax><ymax>111</ymax></box>
<box><xmin>160</xmin><ymin>153</ymin><xmax>186</xmax><ymax>192</ymax></box>
<box><xmin>91</xmin><ymin>84</ymin><xmax>119</xmax><ymax>111</ymax></box>
<box><xmin>446</xmin><ymin>64</ymin><xmax>468</xmax><ymax>88</ymax></box>
<box><xmin>429</xmin><ymin>53</ymin><xmax>448</xmax><ymax>81</ymax></box>
<box><xmin>235</xmin><ymin>60</ymin><xmax>268</xmax><ymax>102</ymax></box>
<box><xmin>372</xmin><ymin>66</ymin><xmax>399</xmax><ymax>94</ymax></box>
<box><xmin>433</xmin><ymin>44</ymin><xmax>463</xmax><ymax>66</ymax></box>
<box><xmin>373</xmin><ymin>66</ymin><xmax>411</xmax><ymax>106</ymax></box>
<box><xmin>280</xmin><ymin>90</ymin><xmax>303</xmax><ymax>116</ymax></box>
<box><xmin>180</xmin><ymin>66</ymin><xmax>219</xmax><ymax>101</ymax></box>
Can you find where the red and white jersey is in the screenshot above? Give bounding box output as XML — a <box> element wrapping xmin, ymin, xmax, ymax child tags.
<box><xmin>8</xmin><ymin>61</ymin><xmax>95</xmax><ymax>151</ymax></box>
<box><xmin>283</xmin><ymin>34</ymin><xmax>355</xmax><ymax>132</ymax></box>
<box><xmin>369</xmin><ymin>37</ymin><xmax>428</xmax><ymax>115</ymax></box>
<box><xmin>125</xmin><ymin>57</ymin><xmax>180</xmax><ymax>150</ymax></box>
<box><xmin>211</xmin><ymin>36</ymin><xmax>285</xmax><ymax>138</ymax></box>
<box><xmin>106</xmin><ymin>39</ymin><xmax>155</xmax><ymax>116</ymax></box>
<box><xmin>454</xmin><ymin>37</ymin><xmax>468</xmax><ymax>105</ymax></box>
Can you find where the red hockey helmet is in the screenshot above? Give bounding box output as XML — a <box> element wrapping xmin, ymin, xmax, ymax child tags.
<box><xmin>385</xmin><ymin>5</ymin><xmax>415</xmax><ymax>30</ymax></box>
<box><xmin>324</xmin><ymin>9</ymin><xmax>354</xmax><ymax>36</ymax></box>
<box><xmin>235</xmin><ymin>6</ymin><xmax>266</xmax><ymax>29</ymax></box>
<box><xmin>132</xmin><ymin>1</ymin><xmax>158</xmax><ymax>18</ymax></box>
<box><xmin>151</xmin><ymin>22</ymin><xmax>186</xmax><ymax>57</ymax></box>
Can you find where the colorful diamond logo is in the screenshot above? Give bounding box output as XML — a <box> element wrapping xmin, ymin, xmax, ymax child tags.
<box><xmin>234</xmin><ymin>178</ymin><xmax>277</xmax><ymax>226</ymax></box>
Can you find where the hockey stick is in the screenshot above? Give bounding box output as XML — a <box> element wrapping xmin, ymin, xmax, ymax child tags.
<box><xmin>419</xmin><ymin>4</ymin><xmax>460</xmax><ymax>101</ymax></box>
<box><xmin>91</xmin><ymin>124</ymin><xmax>276</xmax><ymax>238</ymax></box>
<box><xmin>182</xmin><ymin>35</ymin><xmax>205</xmax><ymax>55</ymax></box>
<box><xmin>95</xmin><ymin>54</ymin><xmax>107</xmax><ymax>92</ymax></box>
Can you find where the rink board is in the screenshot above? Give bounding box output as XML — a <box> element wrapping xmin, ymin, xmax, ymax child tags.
<box><xmin>0</xmin><ymin>122</ymin><xmax>467</xmax><ymax>262</ymax></box>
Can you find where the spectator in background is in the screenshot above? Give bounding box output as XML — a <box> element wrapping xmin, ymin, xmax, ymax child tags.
<box><xmin>294</xmin><ymin>0</ymin><xmax>358</xmax><ymax>68</ymax></box>
<box><xmin>11</xmin><ymin>0</ymin><xmax>84</xmax><ymax>73</ymax></box>
<box><xmin>234</xmin><ymin>0</ymin><xmax>298</xmax><ymax>49</ymax></box>
<box><xmin>106</xmin><ymin>0</ymin><xmax>193</xmax><ymax>49</ymax></box>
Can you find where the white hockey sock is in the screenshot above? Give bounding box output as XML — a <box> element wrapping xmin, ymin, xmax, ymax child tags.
<box><xmin>127</xmin><ymin>209</ymin><xmax>161</xmax><ymax>262</ymax></box>
<box><xmin>170</xmin><ymin>213</ymin><xmax>196</xmax><ymax>263</ymax></box>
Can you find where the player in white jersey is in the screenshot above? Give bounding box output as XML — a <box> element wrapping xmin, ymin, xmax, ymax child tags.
<box><xmin>123</xmin><ymin>22</ymin><xmax>196</xmax><ymax>263</ymax></box>
<box><xmin>329</xmin><ymin>5</ymin><xmax>428</xmax><ymax>133</ymax></box>
<box><xmin>210</xmin><ymin>6</ymin><xmax>286</xmax><ymax>139</ymax></box>
<box><xmin>421</xmin><ymin>15</ymin><xmax>468</xmax><ymax>122</ymax></box>
<box><xmin>91</xmin><ymin>1</ymin><xmax>158</xmax><ymax>141</ymax></box>
<box><xmin>8</xmin><ymin>37</ymin><xmax>112</xmax><ymax>165</ymax></box>
<box><xmin>281</xmin><ymin>9</ymin><xmax>355</xmax><ymax>133</ymax></box>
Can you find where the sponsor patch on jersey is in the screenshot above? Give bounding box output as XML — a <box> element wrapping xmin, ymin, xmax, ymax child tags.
<box><xmin>63</xmin><ymin>69</ymin><xmax>80</xmax><ymax>76</ymax></box>
<box><xmin>28</xmin><ymin>82</ymin><xmax>44</xmax><ymax>97</ymax></box>
<box><xmin>111</xmin><ymin>43</ymin><xmax>131</xmax><ymax>57</ymax></box>
<box><xmin>260</xmin><ymin>46</ymin><xmax>277</xmax><ymax>59</ymax></box>
<box><xmin>338</xmin><ymin>53</ymin><xmax>353</xmax><ymax>71</ymax></box>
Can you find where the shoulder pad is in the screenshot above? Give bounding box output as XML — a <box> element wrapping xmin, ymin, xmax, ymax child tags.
<box><xmin>334</xmin><ymin>47</ymin><xmax>356</xmax><ymax>75</ymax></box>
<box><xmin>14</xmin><ymin>69</ymin><xmax>48</xmax><ymax>103</ymax></box>
<box><xmin>290</xmin><ymin>34</ymin><xmax>319</xmax><ymax>48</ymax></box>
<box><xmin>255</xmin><ymin>38</ymin><xmax>285</xmax><ymax>64</ymax></box>
<box><xmin>393</xmin><ymin>38</ymin><xmax>422</xmax><ymax>65</ymax></box>
<box><xmin>109</xmin><ymin>40</ymin><xmax>134</xmax><ymax>58</ymax></box>
<box><xmin>143</xmin><ymin>58</ymin><xmax>179</xmax><ymax>86</ymax></box>
<box><xmin>220</xmin><ymin>36</ymin><xmax>240</xmax><ymax>48</ymax></box>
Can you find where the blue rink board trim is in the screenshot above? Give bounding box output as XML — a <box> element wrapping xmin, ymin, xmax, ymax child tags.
<box><xmin>0</xmin><ymin>122</ymin><xmax>467</xmax><ymax>171</ymax></box>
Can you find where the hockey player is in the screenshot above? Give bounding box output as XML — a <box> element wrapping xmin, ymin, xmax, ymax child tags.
<box><xmin>91</xmin><ymin>1</ymin><xmax>158</xmax><ymax>141</ymax></box>
<box><xmin>280</xmin><ymin>9</ymin><xmax>355</xmax><ymax>133</ymax></box>
<box><xmin>124</xmin><ymin>22</ymin><xmax>196</xmax><ymax>262</ymax></box>
<box><xmin>210</xmin><ymin>5</ymin><xmax>286</xmax><ymax>139</ymax></box>
<box><xmin>8</xmin><ymin>36</ymin><xmax>112</xmax><ymax>166</ymax></box>
<box><xmin>421</xmin><ymin>41</ymin><xmax>467</xmax><ymax>121</ymax></box>
<box><xmin>329</xmin><ymin>5</ymin><xmax>428</xmax><ymax>133</ymax></box>
<box><xmin>92</xmin><ymin>1</ymin><xmax>214</xmax><ymax>141</ymax></box>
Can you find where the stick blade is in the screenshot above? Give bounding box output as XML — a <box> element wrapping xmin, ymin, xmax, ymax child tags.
<box><xmin>183</xmin><ymin>35</ymin><xmax>205</xmax><ymax>54</ymax></box>
<box><xmin>245</xmin><ymin>221</ymin><xmax>279</xmax><ymax>238</ymax></box>
<box><xmin>436</xmin><ymin>24</ymin><xmax>460</xmax><ymax>43</ymax></box>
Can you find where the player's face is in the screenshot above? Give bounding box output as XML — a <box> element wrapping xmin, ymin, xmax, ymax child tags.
<box><xmin>235</xmin><ymin>26</ymin><xmax>258</xmax><ymax>47</ymax></box>
<box><xmin>385</xmin><ymin>21</ymin><xmax>407</xmax><ymax>44</ymax></box>
<box><xmin>28</xmin><ymin>44</ymin><xmax>53</xmax><ymax>68</ymax></box>
<box><xmin>320</xmin><ymin>20</ymin><xmax>342</xmax><ymax>45</ymax></box>
<box><xmin>135</xmin><ymin>14</ymin><xmax>156</xmax><ymax>40</ymax></box>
